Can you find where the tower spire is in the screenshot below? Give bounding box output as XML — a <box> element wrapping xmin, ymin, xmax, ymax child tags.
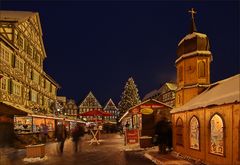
<box><xmin>188</xmin><ymin>8</ymin><xmax>197</xmax><ymax>33</ymax></box>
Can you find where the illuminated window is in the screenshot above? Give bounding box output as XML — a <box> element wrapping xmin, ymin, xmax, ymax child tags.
<box><xmin>198</xmin><ymin>61</ymin><xmax>206</xmax><ymax>78</ymax></box>
<box><xmin>210</xmin><ymin>114</ymin><xmax>224</xmax><ymax>156</ymax></box>
<box><xmin>15</xmin><ymin>56</ymin><xmax>24</xmax><ymax>72</ymax></box>
<box><xmin>31</xmin><ymin>90</ymin><xmax>38</xmax><ymax>102</ymax></box>
<box><xmin>12</xmin><ymin>81</ymin><xmax>22</xmax><ymax>96</ymax></box>
<box><xmin>44</xmin><ymin>97</ymin><xmax>48</xmax><ymax>106</ymax></box>
<box><xmin>189</xmin><ymin>116</ymin><xmax>200</xmax><ymax>150</ymax></box>
<box><xmin>176</xmin><ymin>117</ymin><xmax>184</xmax><ymax>146</ymax></box>
<box><xmin>45</xmin><ymin>80</ymin><xmax>51</xmax><ymax>92</ymax></box>
<box><xmin>52</xmin><ymin>86</ymin><xmax>56</xmax><ymax>94</ymax></box>
<box><xmin>0</xmin><ymin>44</ymin><xmax>12</xmax><ymax>65</ymax></box>
<box><xmin>32</xmin><ymin>70</ymin><xmax>39</xmax><ymax>84</ymax></box>
<box><xmin>0</xmin><ymin>76</ymin><xmax>8</xmax><ymax>91</ymax></box>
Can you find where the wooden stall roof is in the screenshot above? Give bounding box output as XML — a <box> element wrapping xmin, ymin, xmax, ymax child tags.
<box><xmin>119</xmin><ymin>99</ymin><xmax>172</xmax><ymax>122</ymax></box>
<box><xmin>0</xmin><ymin>101</ymin><xmax>32</xmax><ymax>115</ymax></box>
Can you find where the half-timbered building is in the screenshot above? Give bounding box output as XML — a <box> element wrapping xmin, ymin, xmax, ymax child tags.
<box><xmin>103</xmin><ymin>98</ymin><xmax>119</xmax><ymax>122</ymax></box>
<box><xmin>79</xmin><ymin>91</ymin><xmax>102</xmax><ymax>121</ymax></box>
<box><xmin>0</xmin><ymin>11</ymin><xmax>59</xmax><ymax>146</ymax></box>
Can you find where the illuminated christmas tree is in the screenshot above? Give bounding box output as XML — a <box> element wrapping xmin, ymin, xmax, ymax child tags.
<box><xmin>118</xmin><ymin>77</ymin><xmax>141</xmax><ymax>118</ymax></box>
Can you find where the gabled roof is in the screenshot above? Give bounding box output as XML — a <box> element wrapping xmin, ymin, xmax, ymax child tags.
<box><xmin>143</xmin><ymin>82</ymin><xmax>177</xmax><ymax>101</ymax></box>
<box><xmin>0</xmin><ymin>10</ymin><xmax>35</xmax><ymax>23</ymax></box>
<box><xmin>171</xmin><ymin>74</ymin><xmax>240</xmax><ymax>113</ymax></box>
<box><xmin>119</xmin><ymin>99</ymin><xmax>172</xmax><ymax>122</ymax></box>
<box><xmin>66</xmin><ymin>99</ymin><xmax>78</xmax><ymax>109</ymax></box>
<box><xmin>0</xmin><ymin>10</ymin><xmax>46</xmax><ymax>58</ymax></box>
<box><xmin>104</xmin><ymin>98</ymin><xmax>118</xmax><ymax>110</ymax></box>
<box><xmin>79</xmin><ymin>91</ymin><xmax>102</xmax><ymax>108</ymax></box>
<box><xmin>45</xmin><ymin>73</ymin><xmax>61</xmax><ymax>88</ymax></box>
<box><xmin>158</xmin><ymin>82</ymin><xmax>177</xmax><ymax>93</ymax></box>
<box><xmin>142</xmin><ymin>89</ymin><xmax>158</xmax><ymax>100</ymax></box>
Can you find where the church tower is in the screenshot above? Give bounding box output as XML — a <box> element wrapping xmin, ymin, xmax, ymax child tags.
<box><xmin>175</xmin><ymin>8</ymin><xmax>212</xmax><ymax>107</ymax></box>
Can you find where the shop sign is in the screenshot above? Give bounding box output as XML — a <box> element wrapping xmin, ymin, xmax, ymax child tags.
<box><xmin>141</xmin><ymin>108</ymin><xmax>153</xmax><ymax>115</ymax></box>
<box><xmin>126</xmin><ymin>129</ymin><xmax>139</xmax><ymax>144</ymax></box>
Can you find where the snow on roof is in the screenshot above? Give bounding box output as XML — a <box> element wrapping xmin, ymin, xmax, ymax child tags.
<box><xmin>178</xmin><ymin>32</ymin><xmax>207</xmax><ymax>46</ymax></box>
<box><xmin>171</xmin><ymin>74</ymin><xmax>240</xmax><ymax>113</ymax></box>
<box><xmin>0</xmin><ymin>10</ymin><xmax>36</xmax><ymax>22</ymax></box>
<box><xmin>142</xmin><ymin>89</ymin><xmax>158</xmax><ymax>100</ymax></box>
<box><xmin>119</xmin><ymin>99</ymin><xmax>172</xmax><ymax>122</ymax></box>
<box><xmin>166</xmin><ymin>83</ymin><xmax>177</xmax><ymax>90</ymax></box>
<box><xmin>175</xmin><ymin>50</ymin><xmax>212</xmax><ymax>63</ymax></box>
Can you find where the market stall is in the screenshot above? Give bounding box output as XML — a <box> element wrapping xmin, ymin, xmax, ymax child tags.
<box><xmin>119</xmin><ymin>99</ymin><xmax>172</xmax><ymax>148</ymax></box>
<box><xmin>14</xmin><ymin>115</ymin><xmax>56</xmax><ymax>144</ymax></box>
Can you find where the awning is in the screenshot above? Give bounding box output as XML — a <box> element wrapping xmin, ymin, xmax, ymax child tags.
<box><xmin>0</xmin><ymin>101</ymin><xmax>33</xmax><ymax>115</ymax></box>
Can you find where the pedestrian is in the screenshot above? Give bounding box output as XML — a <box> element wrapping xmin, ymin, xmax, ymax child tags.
<box><xmin>155</xmin><ymin>116</ymin><xmax>172</xmax><ymax>154</ymax></box>
<box><xmin>71</xmin><ymin>123</ymin><xmax>85</xmax><ymax>152</ymax></box>
<box><xmin>39</xmin><ymin>123</ymin><xmax>45</xmax><ymax>143</ymax></box>
<box><xmin>43</xmin><ymin>125</ymin><xmax>48</xmax><ymax>143</ymax></box>
<box><xmin>56</xmin><ymin>123</ymin><xmax>67</xmax><ymax>154</ymax></box>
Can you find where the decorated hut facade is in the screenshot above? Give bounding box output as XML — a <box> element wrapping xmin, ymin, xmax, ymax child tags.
<box><xmin>119</xmin><ymin>99</ymin><xmax>172</xmax><ymax>148</ymax></box>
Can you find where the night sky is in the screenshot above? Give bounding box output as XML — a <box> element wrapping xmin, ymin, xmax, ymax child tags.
<box><xmin>1</xmin><ymin>1</ymin><xmax>239</xmax><ymax>105</ymax></box>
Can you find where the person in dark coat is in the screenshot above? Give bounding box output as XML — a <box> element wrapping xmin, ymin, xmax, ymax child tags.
<box><xmin>71</xmin><ymin>123</ymin><xmax>85</xmax><ymax>152</ymax></box>
<box><xmin>56</xmin><ymin>123</ymin><xmax>67</xmax><ymax>154</ymax></box>
<box><xmin>155</xmin><ymin>117</ymin><xmax>172</xmax><ymax>154</ymax></box>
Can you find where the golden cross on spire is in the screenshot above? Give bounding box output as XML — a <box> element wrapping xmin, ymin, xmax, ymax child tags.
<box><xmin>188</xmin><ymin>8</ymin><xmax>197</xmax><ymax>19</ymax></box>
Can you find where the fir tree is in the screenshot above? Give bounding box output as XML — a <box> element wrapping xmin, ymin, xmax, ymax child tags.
<box><xmin>118</xmin><ymin>77</ymin><xmax>141</xmax><ymax>118</ymax></box>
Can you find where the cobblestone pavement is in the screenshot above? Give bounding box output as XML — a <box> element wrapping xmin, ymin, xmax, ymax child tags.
<box><xmin>0</xmin><ymin>133</ymin><xmax>154</xmax><ymax>165</ymax></box>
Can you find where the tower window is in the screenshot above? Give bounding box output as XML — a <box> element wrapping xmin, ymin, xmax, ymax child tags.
<box><xmin>198</xmin><ymin>61</ymin><xmax>206</xmax><ymax>78</ymax></box>
<box><xmin>177</xmin><ymin>94</ymin><xmax>181</xmax><ymax>104</ymax></box>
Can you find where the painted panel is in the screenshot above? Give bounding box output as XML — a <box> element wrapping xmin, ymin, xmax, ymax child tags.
<box><xmin>190</xmin><ymin>116</ymin><xmax>200</xmax><ymax>150</ymax></box>
<box><xmin>210</xmin><ymin>114</ymin><xmax>224</xmax><ymax>156</ymax></box>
